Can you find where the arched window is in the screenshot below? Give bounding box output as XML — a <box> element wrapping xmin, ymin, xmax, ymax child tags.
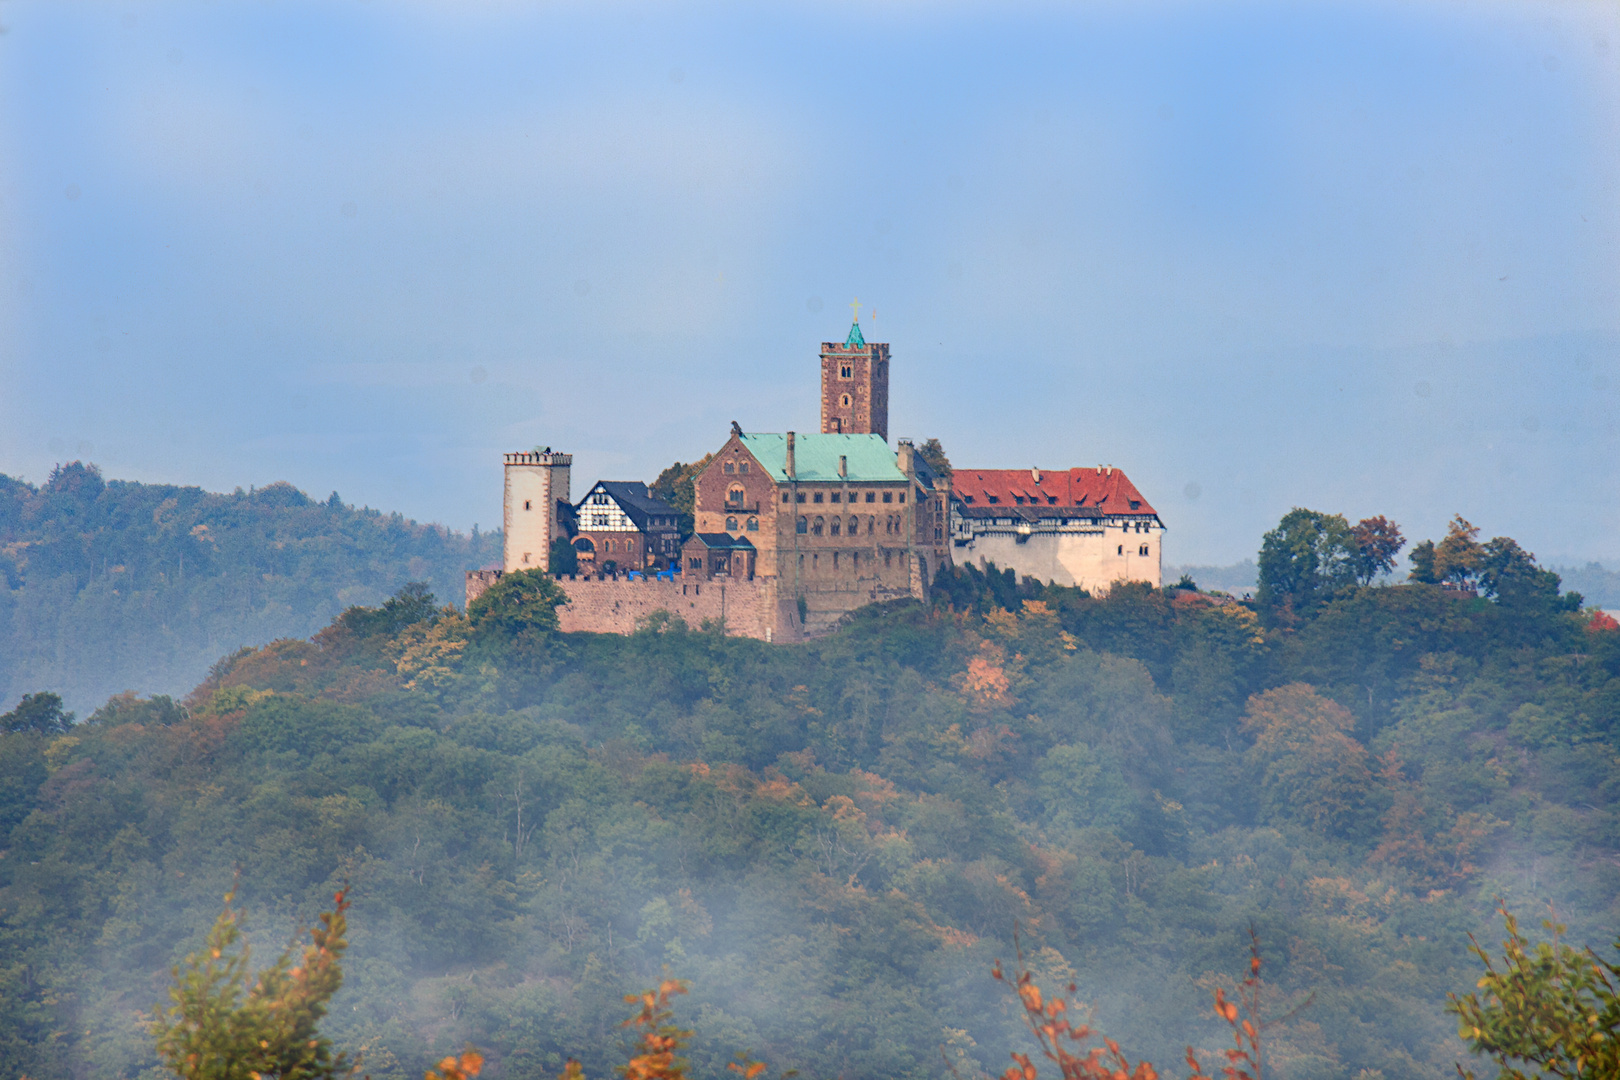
<box><xmin>867</xmin><ymin>516</ymin><xmax>875</xmax><ymax>535</ymax></box>
<box><xmin>724</xmin><ymin>461</ymin><xmax>735</xmax><ymax>474</ymax></box>
<box><xmin>840</xmin><ymin>393</ymin><xmax>851</xmax><ymax>407</ymax></box>
<box><xmin>812</xmin><ymin>516</ymin><xmax>825</xmax><ymax>536</ymax></box>
<box><xmin>725</xmin><ymin>516</ymin><xmax>739</xmax><ymax>531</ymax></box>
<box><xmin>727</xmin><ymin>485</ymin><xmax>745</xmax><ymax>507</ymax></box>
<box><xmin>746</xmin><ymin>516</ymin><xmax>759</xmax><ymax>531</ymax></box>
<box><xmin>830</xmin><ymin>518</ymin><xmax>841</xmax><ymax>536</ymax></box>
<box><xmin>849</xmin><ymin>516</ymin><xmax>859</xmax><ymax>535</ymax></box>
<box><xmin>573</xmin><ymin>537</ymin><xmax>595</xmax><ymax>553</ymax></box>
<box><xmin>797</xmin><ymin>516</ymin><xmax>807</xmax><ymax>534</ymax></box>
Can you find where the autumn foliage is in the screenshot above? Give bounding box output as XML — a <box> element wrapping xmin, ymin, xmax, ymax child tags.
<box><xmin>990</xmin><ymin>930</ymin><xmax>1277</xmax><ymax>1080</ymax></box>
<box><xmin>153</xmin><ymin>887</ymin><xmax>356</xmax><ymax>1080</ymax></box>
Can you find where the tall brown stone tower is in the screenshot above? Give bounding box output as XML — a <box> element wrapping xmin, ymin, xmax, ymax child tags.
<box><xmin>819</xmin><ymin>320</ymin><xmax>889</xmax><ymax>440</ymax></box>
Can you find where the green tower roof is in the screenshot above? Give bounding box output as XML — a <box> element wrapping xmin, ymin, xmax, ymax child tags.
<box><xmin>845</xmin><ymin>321</ymin><xmax>866</xmax><ymax>347</ymax></box>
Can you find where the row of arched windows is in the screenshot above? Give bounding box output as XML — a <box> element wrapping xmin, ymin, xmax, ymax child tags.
<box><xmin>724</xmin><ymin>516</ymin><xmax>760</xmax><ymax>532</ymax></box>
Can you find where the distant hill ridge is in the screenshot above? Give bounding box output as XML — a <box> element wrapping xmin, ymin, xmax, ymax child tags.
<box><xmin>0</xmin><ymin>462</ymin><xmax>499</xmax><ymax>713</ymax></box>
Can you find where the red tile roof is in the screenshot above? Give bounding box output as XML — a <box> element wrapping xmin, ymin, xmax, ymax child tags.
<box><xmin>950</xmin><ymin>467</ymin><xmax>1158</xmax><ymax>516</ymax></box>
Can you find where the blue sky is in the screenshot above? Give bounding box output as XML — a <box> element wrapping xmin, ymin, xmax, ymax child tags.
<box><xmin>2</xmin><ymin>1</ymin><xmax>1617</xmax><ymax>566</ymax></box>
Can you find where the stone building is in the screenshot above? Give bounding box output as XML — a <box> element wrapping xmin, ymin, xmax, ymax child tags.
<box><xmin>683</xmin><ymin>532</ymin><xmax>757</xmax><ymax>580</ymax></box>
<box><xmin>949</xmin><ymin>466</ymin><xmax>1163</xmax><ymax>590</ymax></box>
<box><xmin>502</xmin><ymin>450</ymin><xmax>571</xmax><ymax>573</ymax></box>
<box><xmin>819</xmin><ymin>321</ymin><xmax>889</xmax><ymax>439</ymax></box>
<box><xmin>572</xmin><ymin>481</ymin><xmax>682</xmax><ymax>573</ymax></box>
<box><xmin>467</xmin><ymin>316</ymin><xmax>1166</xmax><ymax>634</ymax></box>
<box><xmin>689</xmin><ymin>427</ymin><xmax>946</xmax><ymax>634</ymax></box>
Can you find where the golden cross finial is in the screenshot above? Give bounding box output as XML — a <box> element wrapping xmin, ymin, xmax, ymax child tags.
<box><xmin>850</xmin><ymin>297</ymin><xmax>861</xmax><ymax>323</ymax></box>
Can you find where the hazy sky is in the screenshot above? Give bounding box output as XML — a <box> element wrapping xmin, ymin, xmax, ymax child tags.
<box><xmin>3</xmin><ymin>1</ymin><xmax>1617</xmax><ymax>566</ymax></box>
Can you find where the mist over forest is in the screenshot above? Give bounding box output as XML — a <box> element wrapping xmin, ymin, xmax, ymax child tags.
<box><xmin>0</xmin><ymin>463</ymin><xmax>501</xmax><ymax>716</ymax></box>
<box><xmin>1</xmin><ymin>473</ymin><xmax>1617</xmax><ymax>1080</ymax></box>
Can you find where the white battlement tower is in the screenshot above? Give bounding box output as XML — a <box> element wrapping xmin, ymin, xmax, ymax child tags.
<box><xmin>503</xmin><ymin>449</ymin><xmax>572</xmax><ymax>573</ymax></box>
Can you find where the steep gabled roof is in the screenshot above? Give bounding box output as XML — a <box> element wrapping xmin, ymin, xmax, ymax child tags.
<box><xmin>739</xmin><ymin>433</ymin><xmax>906</xmax><ymax>484</ymax></box>
<box><xmin>580</xmin><ymin>481</ymin><xmax>680</xmax><ymax>531</ymax></box>
<box><xmin>950</xmin><ymin>467</ymin><xmax>1159</xmax><ymax>517</ymax></box>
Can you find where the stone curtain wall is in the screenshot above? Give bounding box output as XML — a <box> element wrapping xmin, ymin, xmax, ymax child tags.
<box><xmin>469</xmin><ymin>570</ymin><xmax>800</xmax><ymax>641</ymax></box>
<box><xmin>557</xmin><ymin>576</ymin><xmax>798</xmax><ymax>641</ymax></box>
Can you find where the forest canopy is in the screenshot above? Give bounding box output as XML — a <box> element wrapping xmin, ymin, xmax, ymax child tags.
<box><xmin>0</xmin><ymin>506</ymin><xmax>1615</xmax><ymax>1080</ymax></box>
<box><xmin>0</xmin><ymin>463</ymin><xmax>500</xmax><ymax>713</ymax></box>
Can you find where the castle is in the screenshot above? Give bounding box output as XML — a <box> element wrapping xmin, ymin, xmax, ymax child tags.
<box><xmin>466</xmin><ymin>319</ymin><xmax>1163</xmax><ymax>640</ymax></box>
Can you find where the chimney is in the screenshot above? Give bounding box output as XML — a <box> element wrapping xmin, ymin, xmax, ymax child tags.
<box><xmin>838</xmin><ymin>454</ymin><xmax>847</xmax><ymax>479</ymax></box>
<box><xmin>1032</xmin><ymin>467</ymin><xmax>1041</xmax><ymax>484</ymax></box>
<box><xmin>785</xmin><ymin>431</ymin><xmax>796</xmax><ymax>480</ymax></box>
<box><xmin>896</xmin><ymin>438</ymin><xmax>915</xmax><ymax>477</ymax></box>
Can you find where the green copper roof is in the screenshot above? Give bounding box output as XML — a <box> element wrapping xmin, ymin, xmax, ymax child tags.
<box><xmin>740</xmin><ymin>433</ymin><xmax>905</xmax><ymax>484</ymax></box>
<box><xmin>845</xmin><ymin>321</ymin><xmax>866</xmax><ymax>347</ymax></box>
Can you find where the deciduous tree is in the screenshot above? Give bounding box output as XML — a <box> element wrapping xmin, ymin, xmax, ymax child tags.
<box><xmin>1347</xmin><ymin>516</ymin><xmax>1404</xmax><ymax>585</ymax></box>
<box><xmin>1447</xmin><ymin>905</ymin><xmax>1620</xmax><ymax>1079</ymax></box>
<box><xmin>1256</xmin><ymin>509</ymin><xmax>1355</xmax><ymax>624</ymax></box>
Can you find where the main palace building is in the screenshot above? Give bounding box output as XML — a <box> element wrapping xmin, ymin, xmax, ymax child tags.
<box><xmin>468</xmin><ymin>320</ymin><xmax>1163</xmax><ymax>640</ymax></box>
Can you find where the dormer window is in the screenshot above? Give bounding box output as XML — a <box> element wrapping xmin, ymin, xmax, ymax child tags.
<box><xmin>963</xmin><ymin>495</ymin><xmax>974</xmax><ymax>504</ymax></box>
<box><xmin>987</xmin><ymin>496</ymin><xmax>999</xmax><ymax>504</ymax></box>
<box><xmin>1129</xmin><ymin>500</ymin><xmax>1141</xmax><ymax>510</ymax></box>
<box><xmin>1014</xmin><ymin>496</ymin><xmax>1025</xmax><ymax>505</ymax></box>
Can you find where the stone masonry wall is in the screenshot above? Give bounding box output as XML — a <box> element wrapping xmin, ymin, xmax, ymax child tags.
<box><xmin>555</xmin><ymin>575</ymin><xmax>801</xmax><ymax>642</ymax></box>
<box><xmin>466</xmin><ymin>566</ymin><xmax>829</xmax><ymax>641</ymax></box>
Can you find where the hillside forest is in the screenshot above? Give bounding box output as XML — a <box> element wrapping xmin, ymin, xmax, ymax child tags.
<box><xmin>0</xmin><ymin>487</ymin><xmax>1617</xmax><ymax>1079</ymax></box>
<box><xmin>0</xmin><ymin>463</ymin><xmax>501</xmax><ymax>714</ymax></box>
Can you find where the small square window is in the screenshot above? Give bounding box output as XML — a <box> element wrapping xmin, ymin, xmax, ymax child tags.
<box><xmin>797</xmin><ymin>493</ymin><xmax>806</xmax><ymax>503</ymax></box>
<box><xmin>831</xmin><ymin>492</ymin><xmax>841</xmax><ymax>503</ymax></box>
<box><xmin>739</xmin><ymin>462</ymin><xmax>749</xmax><ymax>474</ymax></box>
<box><xmin>898</xmin><ymin>492</ymin><xmax>905</xmax><ymax>504</ymax></box>
<box><xmin>864</xmin><ymin>491</ymin><xmax>875</xmax><ymax>503</ymax></box>
<box><xmin>724</xmin><ymin>462</ymin><xmax>735</xmax><ymax>474</ymax></box>
<box><xmin>782</xmin><ymin>492</ymin><xmax>790</xmax><ymax>503</ymax></box>
<box><xmin>813</xmin><ymin>492</ymin><xmax>824</xmax><ymax>503</ymax></box>
<box><xmin>882</xmin><ymin>491</ymin><xmax>893</xmax><ymax>504</ymax></box>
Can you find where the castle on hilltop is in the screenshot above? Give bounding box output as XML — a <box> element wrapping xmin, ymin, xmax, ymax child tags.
<box><xmin>466</xmin><ymin>319</ymin><xmax>1163</xmax><ymax>640</ymax></box>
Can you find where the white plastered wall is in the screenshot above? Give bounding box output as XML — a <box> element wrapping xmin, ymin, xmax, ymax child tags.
<box><xmin>504</xmin><ymin>460</ymin><xmax>571</xmax><ymax>573</ymax></box>
<box><xmin>960</xmin><ymin>523</ymin><xmax>1162</xmax><ymax>591</ymax></box>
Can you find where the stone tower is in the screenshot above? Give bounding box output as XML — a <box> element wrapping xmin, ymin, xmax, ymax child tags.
<box><xmin>820</xmin><ymin>321</ymin><xmax>889</xmax><ymax>441</ymax></box>
<box><xmin>503</xmin><ymin>449</ymin><xmax>572</xmax><ymax>573</ymax></box>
